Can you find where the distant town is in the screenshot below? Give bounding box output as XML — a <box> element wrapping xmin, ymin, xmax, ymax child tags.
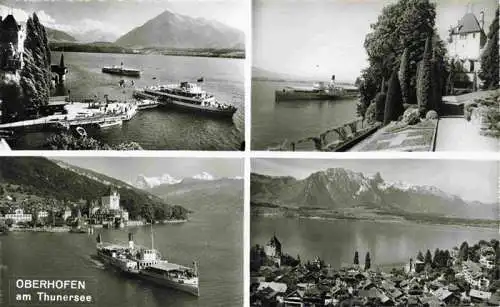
<box><xmin>0</xmin><ymin>186</ymin><xmax>183</xmax><ymax>234</ymax></box>
<box><xmin>251</xmin><ymin>236</ymin><xmax>500</xmax><ymax>306</ymax></box>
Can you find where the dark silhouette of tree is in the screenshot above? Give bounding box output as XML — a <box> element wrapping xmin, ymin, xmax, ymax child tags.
<box><xmin>459</xmin><ymin>241</ymin><xmax>469</xmax><ymax>261</ymax></box>
<box><xmin>417</xmin><ymin>36</ymin><xmax>433</xmax><ymax>115</ymax></box>
<box><xmin>384</xmin><ymin>69</ymin><xmax>405</xmax><ymax>124</ymax></box>
<box><xmin>365</xmin><ymin>252</ymin><xmax>371</xmax><ymax>270</ymax></box>
<box><xmin>354</xmin><ymin>251</ymin><xmax>359</xmax><ymax>265</ymax></box>
<box><xmin>479</xmin><ymin>8</ymin><xmax>499</xmax><ymax>89</ymax></box>
<box><xmin>374</xmin><ymin>92</ymin><xmax>387</xmax><ymax>122</ymax></box>
<box><xmin>417</xmin><ymin>251</ymin><xmax>424</xmax><ymax>262</ymax></box>
<box><xmin>424</xmin><ymin>249</ymin><xmax>433</xmax><ymax>265</ymax></box>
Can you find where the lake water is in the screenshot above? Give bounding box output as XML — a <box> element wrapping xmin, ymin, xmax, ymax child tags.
<box><xmin>251</xmin><ymin>80</ymin><xmax>357</xmax><ymax>150</ymax></box>
<box><xmin>251</xmin><ymin>216</ymin><xmax>497</xmax><ymax>268</ymax></box>
<box><xmin>12</xmin><ymin>52</ymin><xmax>244</xmax><ymax>150</ymax></box>
<box><xmin>0</xmin><ymin>200</ymin><xmax>243</xmax><ymax>306</ymax></box>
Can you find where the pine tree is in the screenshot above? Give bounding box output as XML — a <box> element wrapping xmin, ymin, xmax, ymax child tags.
<box><xmin>424</xmin><ymin>249</ymin><xmax>432</xmax><ymax>265</ymax></box>
<box><xmin>354</xmin><ymin>251</ymin><xmax>359</xmax><ymax>265</ymax></box>
<box><xmin>479</xmin><ymin>8</ymin><xmax>499</xmax><ymax>89</ymax></box>
<box><xmin>365</xmin><ymin>252</ymin><xmax>371</xmax><ymax>270</ymax></box>
<box><xmin>398</xmin><ymin>48</ymin><xmax>410</xmax><ymax>104</ymax></box>
<box><xmin>417</xmin><ymin>251</ymin><xmax>424</xmax><ymax>262</ymax></box>
<box><xmin>384</xmin><ymin>69</ymin><xmax>405</xmax><ymax>124</ymax></box>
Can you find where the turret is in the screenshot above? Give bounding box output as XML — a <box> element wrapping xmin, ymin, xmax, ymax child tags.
<box><xmin>128</xmin><ymin>232</ymin><xmax>134</xmax><ymax>250</ymax></box>
<box><xmin>479</xmin><ymin>11</ymin><xmax>484</xmax><ymax>30</ymax></box>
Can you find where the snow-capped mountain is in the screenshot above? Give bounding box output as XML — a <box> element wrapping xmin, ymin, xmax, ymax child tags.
<box><xmin>251</xmin><ymin>168</ymin><xmax>495</xmax><ymax>219</ymax></box>
<box><xmin>192</xmin><ymin>172</ymin><xmax>215</xmax><ymax>181</ymax></box>
<box><xmin>134</xmin><ymin>174</ymin><xmax>182</xmax><ymax>189</ymax></box>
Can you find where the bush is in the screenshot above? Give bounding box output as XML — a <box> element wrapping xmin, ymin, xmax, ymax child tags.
<box><xmin>425</xmin><ymin>110</ymin><xmax>438</xmax><ymax>120</ymax></box>
<box><xmin>365</xmin><ymin>102</ymin><xmax>377</xmax><ymax>125</ymax></box>
<box><xmin>403</xmin><ymin>108</ymin><xmax>421</xmax><ymax>125</ymax></box>
<box><xmin>384</xmin><ymin>70</ymin><xmax>405</xmax><ymax>125</ymax></box>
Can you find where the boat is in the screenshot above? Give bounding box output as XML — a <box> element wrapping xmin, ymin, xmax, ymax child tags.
<box><xmin>275</xmin><ymin>75</ymin><xmax>359</xmax><ymax>102</ymax></box>
<box><xmin>69</xmin><ymin>227</ymin><xmax>87</xmax><ymax>233</ymax></box>
<box><xmin>95</xmin><ymin>231</ymin><xmax>199</xmax><ymax>296</ymax></box>
<box><xmin>135</xmin><ymin>99</ymin><xmax>159</xmax><ymax>110</ymax></box>
<box><xmin>102</xmin><ymin>63</ymin><xmax>141</xmax><ymax>77</ymax></box>
<box><xmin>99</xmin><ymin>119</ymin><xmax>122</xmax><ymax>129</ymax></box>
<box><xmin>138</xmin><ymin>81</ymin><xmax>237</xmax><ymax>118</ymax></box>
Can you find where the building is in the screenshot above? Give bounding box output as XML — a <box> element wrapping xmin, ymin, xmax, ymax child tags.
<box><xmin>102</xmin><ymin>187</ymin><xmax>120</xmax><ymax>210</ymax></box>
<box><xmin>5</xmin><ymin>208</ymin><xmax>32</xmax><ymax>223</ymax></box>
<box><xmin>62</xmin><ymin>207</ymin><xmax>72</xmax><ymax>221</ymax></box>
<box><xmin>37</xmin><ymin>210</ymin><xmax>49</xmax><ymax>219</ymax></box>
<box><xmin>264</xmin><ymin>235</ymin><xmax>282</xmax><ymax>258</ymax></box>
<box><xmin>0</xmin><ymin>14</ymin><xmax>24</xmax><ymax>73</ymax></box>
<box><xmin>447</xmin><ymin>9</ymin><xmax>487</xmax><ymax>88</ymax></box>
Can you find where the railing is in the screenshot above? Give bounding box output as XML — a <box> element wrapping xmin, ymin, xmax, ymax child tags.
<box><xmin>268</xmin><ymin>119</ymin><xmax>380</xmax><ymax>152</ymax></box>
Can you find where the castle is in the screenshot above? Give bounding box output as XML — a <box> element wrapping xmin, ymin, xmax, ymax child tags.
<box><xmin>446</xmin><ymin>8</ymin><xmax>488</xmax><ymax>88</ymax></box>
<box><xmin>0</xmin><ymin>14</ymin><xmax>25</xmax><ymax>74</ymax></box>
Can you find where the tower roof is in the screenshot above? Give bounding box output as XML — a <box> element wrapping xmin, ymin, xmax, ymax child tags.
<box><xmin>268</xmin><ymin>235</ymin><xmax>281</xmax><ymax>247</ymax></box>
<box><xmin>451</xmin><ymin>13</ymin><xmax>484</xmax><ymax>35</ymax></box>
<box><xmin>1</xmin><ymin>15</ymin><xmax>19</xmax><ymax>31</ymax></box>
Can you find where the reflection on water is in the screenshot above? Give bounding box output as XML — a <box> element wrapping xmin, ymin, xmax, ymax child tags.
<box><xmin>252</xmin><ymin>217</ymin><xmax>497</xmax><ymax>268</ymax></box>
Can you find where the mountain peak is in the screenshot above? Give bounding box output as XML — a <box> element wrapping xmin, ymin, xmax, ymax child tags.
<box><xmin>192</xmin><ymin>172</ymin><xmax>215</xmax><ymax>181</ymax></box>
<box><xmin>115</xmin><ymin>9</ymin><xmax>244</xmax><ymax>49</ymax></box>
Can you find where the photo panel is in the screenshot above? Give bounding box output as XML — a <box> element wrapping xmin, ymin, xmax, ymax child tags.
<box><xmin>250</xmin><ymin>158</ymin><xmax>500</xmax><ymax>305</ymax></box>
<box><xmin>0</xmin><ymin>0</ymin><xmax>246</xmax><ymax>151</ymax></box>
<box><xmin>0</xmin><ymin>156</ymin><xmax>244</xmax><ymax>306</ymax></box>
<box><xmin>251</xmin><ymin>0</ymin><xmax>499</xmax><ymax>152</ymax></box>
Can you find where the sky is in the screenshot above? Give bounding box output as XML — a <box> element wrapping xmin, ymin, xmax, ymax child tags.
<box><xmin>0</xmin><ymin>0</ymin><xmax>247</xmax><ymax>40</ymax></box>
<box><xmin>253</xmin><ymin>0</ymin><xmax>498</xmax><ymax>83</ymax></box>
<box><xmin>56</xmin><ymin>157</ymin><xmax>244</xmax><ymax>184</ymax></box>
<box><xmin>252</xmin><ymin>158</ymin><xmax>499</xmax><ymax>204</ymax></box>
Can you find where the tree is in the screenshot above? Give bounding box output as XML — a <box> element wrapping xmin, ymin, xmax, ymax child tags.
<box><xmin>417</xmin><ymin>36</ymin><xmax>433</xmax><ymax>115</ymax></box>
<box><xmin>478</xmin><ymin>8</ymin><xmax>499</xmax><ymax>89</ymax></box>
<box><xmin>398</xmin><ymin>48</ymin><xmax>410</xmax><ymax>104</ymax></box>
<box><xmin>459</xmin><ymin>241</ymin><xmax>469</xmax><ymax>262</ymax></box>
<box><xmin>374</xmin><ymin>92</ymin><xmax>387</xmax><ymax>122</ymax></box>
<box><xmin>424</xmin><ymin>249</ymin><xmax>433</xmax><ymax>265</ymax></box>
<box><xmin>5</xmin><ymin>218</ymin><xmax>14</xmax><ymax>228</ymax></box>
<box><xmin>417</xmin><ymin>251</ymin><xmax>424</xmax><ymax>262</ymax></box>
<box><xmin>365</xmin><ymin>252</ymin><xmax>371</xmax><ymax>270</ymax></box>
<box><xmin>361</xmin><ymin>0</ymin><xmax>441</xmax><ymax>107</ymax></box>
<box><xmin>354</xmin><ymin>251</ymin><xmax>359</xmax><ymax>265</ymax></box>
<box><xmin>384</xmin><ymin>69</ymin><xmax>405</xmax><ymax>124</ymax></box>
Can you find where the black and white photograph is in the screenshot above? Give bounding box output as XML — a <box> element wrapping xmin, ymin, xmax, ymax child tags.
<box><xmin>0</xmin><ymin>156</ymin><xmax>243</xmax><ymax>306</ymax></box>
<box><xmin>251</xmin><ymin>158</ymin><xmax>500</xmax><ymax>306</ymax></box>
<box><xmin>252</xmin><ymin>0</ymin><xmax>499</xmax><ymax>152</ymax></box>
<box><xmin>0</xmin><ymin>0</ymin><xmax>246</xmax><ymax>150</ymax></box>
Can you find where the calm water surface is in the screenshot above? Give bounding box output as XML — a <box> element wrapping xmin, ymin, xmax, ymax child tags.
<box><xmin>1</xmin><ymin>202</ymin><xmax>243</xmax><ymax>306</ymax></box>
<box><xmin>252</xmin><ymin>217</ymin><xmax>498</xmax><ymax>268</ymax></box>
<box><xmin>12</xmin><ymin>52</ymin><xmax>244</xmax><ymax>150</ymax></box>
<box><xmin>251</xmin><ymin>80</ymin><xmax>357</xmax><ymax>150</ymax></box>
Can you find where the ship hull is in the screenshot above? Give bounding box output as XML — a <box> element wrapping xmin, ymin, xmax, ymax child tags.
<box><xmin>275</xmin><ymin>90</ymin><xmax>358</xmax><ymax>102</ymax></box>
<box><xmin>143</xmin><ymin>90</ymin><xmax>236</xmax><ymax>119</ymax></box>
<box><xmin>102</xmin><ymin>68</ymin><xmax>140</xmax><ymax>77</ymax></box>
<box><xmin>138</xmin><ymin>272</ymin><xmax>199</xmax><ymax>296</ymax></box>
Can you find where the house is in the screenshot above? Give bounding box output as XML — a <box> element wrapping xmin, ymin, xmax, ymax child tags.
<box><xmin>5</xmin><ymin>208</ymin><xmax>31</xmax><ymax>223</ymax></box>
<box><xmin>469</xmin><ymin>289</ymin><xmax>491</xmax><ymax>303</ymax></box>
<box><xmin>446</xmin><ymin>8</ymin><xmax>488</xmax><ymax>88</ymax></box>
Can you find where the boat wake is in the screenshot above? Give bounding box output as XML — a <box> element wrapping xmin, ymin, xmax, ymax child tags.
<box><xmin>88</xmin><ymin>255</ymin><xmax>105</xmax><ymax>269</ymax></box>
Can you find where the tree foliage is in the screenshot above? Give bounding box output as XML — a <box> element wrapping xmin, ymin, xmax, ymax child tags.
<box><xmin>417</xmin><ymin>36</ymin><xmax>433</xmax><ymax>114</ymax></box>
<box><xmin>479</xmin><ymin>8</ymin><xmax>499</xmax><ymax>89</ymax></box>
<box><xmin>384</xmin><ymin>69</ymin><xmax>404</xmax><ymax>124</ymax></box>
<box><xmin>359</xmin><ymin>0</ymin><xmax>446</xmax><ymax>118</ymax></box>
<box><xmin>354</xmin><ymin>251</ymin><xmax>359</xmax><ymax>265</ymax></box>
<box><xmin>374</xmin><ymin>92</ymin><xmax>387</xmax><ymax>122</ymax></box>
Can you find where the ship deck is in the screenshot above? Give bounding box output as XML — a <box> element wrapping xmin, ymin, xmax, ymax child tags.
<box><xmin>151</xmin><ymin>261</ymin><xmax>192</xmax><ymax>272</ymax></box>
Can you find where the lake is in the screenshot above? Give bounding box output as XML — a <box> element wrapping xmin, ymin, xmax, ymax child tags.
<box><xmin>251</xmin><ymin>216</ymin><xmax>498</xmax><ymax>268</ymax></box>
<box><xmin>251</xmin><ymin>80</ymin><xmax>358</xmax><ymax>150</ymax></box>
<box><xmin>11</xmin><ymin>52</ymin><xmax>244</xmax><ymax>150</ymax></box>
<box><xmin>0</xmin><ymin>199</ymin><xmax>243</xmax><ymax>306</ymax></box>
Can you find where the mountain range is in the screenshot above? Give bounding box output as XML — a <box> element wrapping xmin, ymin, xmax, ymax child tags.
<box><xmin>0</xmin><ymin>158</ymin><xmax>188</xmax><ymax>220</ymax></box>
<box><xmin>133</xmin><ymin>172</ymin><xmax>242</xmax><ymax>190</ymax></box>
<box><xmin>251</xmin><ymin>168</ymin><xmax>496</xmax><ymax>220</ymax></box>
<box><xmin>115</xmin><ymin>9</ymin><xmax>245</xmax><ymax>49</ymax></box>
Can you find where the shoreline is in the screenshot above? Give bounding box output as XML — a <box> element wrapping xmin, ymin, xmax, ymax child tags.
<box><xmin>251</xmin><ymin>211</ymin><xmax>498</xmax><ymax>230</ymax></box>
